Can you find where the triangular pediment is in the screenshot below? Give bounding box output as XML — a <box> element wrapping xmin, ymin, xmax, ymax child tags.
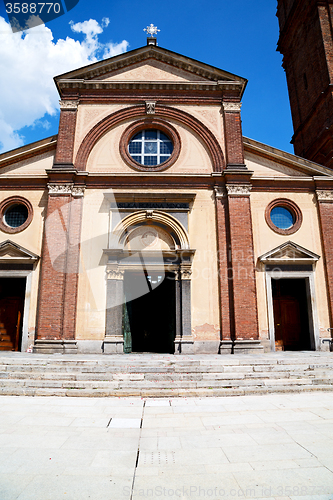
<box><xmin>0</xmin><ymin>240</ymin><xmax>39</xmax><ymax>263</ymax></box>
<box><xmin>259</xmin><ymin>241</ymin><xmax>320</xmax><ymax>263</ymax></box>
<box><xmin>55</xmin><ymin>45</ymin><xmax>246</xmax><ymax>85</ymax></box>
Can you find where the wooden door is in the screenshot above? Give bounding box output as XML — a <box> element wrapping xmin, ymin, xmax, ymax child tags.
<box><xmin>273</xmin><ymin>296</ymin><xmax>302</xmax><ymax>349</ymax></box>
<box><xmin>0</xmin><ymin>297</ymin><xmax>24</xmax><ymax>351</ymax></box>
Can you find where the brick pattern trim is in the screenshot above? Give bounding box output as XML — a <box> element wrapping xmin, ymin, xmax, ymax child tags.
<box><xmin>227</xmin><ymin>195</ymin><xmax>259</xmax><ymax>340</ymax></box>
<box><xmin>265</xmin><ymin>198</ymin><xmax>303</xmax><ymax>235</ymax></box>
<box><xmin>119</xmin><ymin>119</ymin><xmax>181</xmax><ymax>172</ymax></box>
<box><xmin>54</xmin><ymin>109</ymin><xmax>78</xmax><ymax>165</ymax></box>
<box><xmin>75</xmin><ymin>104</ymin><xmax>225</xmax><ymax>172</ymax></box>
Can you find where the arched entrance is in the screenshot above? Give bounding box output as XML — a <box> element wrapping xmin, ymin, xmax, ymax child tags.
<box><xmin>103</xmin><ymin>210</ymin><xmax>195</xmax><ymax>354</ymax></box>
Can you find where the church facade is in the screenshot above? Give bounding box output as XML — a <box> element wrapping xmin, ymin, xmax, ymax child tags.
<box><xmin>1</xmin><ymin>38</ymin><xmax>333</xmax><ymax>354</ymax></box>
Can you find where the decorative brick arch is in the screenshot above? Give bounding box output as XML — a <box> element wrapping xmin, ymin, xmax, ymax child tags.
<box><xmin>74</xmin><ymin>104</ymin><xmax>225</xmax><ymax>171</ymax></box>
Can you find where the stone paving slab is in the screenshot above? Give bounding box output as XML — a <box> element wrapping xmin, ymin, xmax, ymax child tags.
<box><xmin>0</xmin><ymin>393</ymin><xmax>333</xmax><ymax>498</ymax></box>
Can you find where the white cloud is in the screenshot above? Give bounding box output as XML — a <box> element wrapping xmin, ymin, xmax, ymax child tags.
<box><xmin>0</xmin><ymin>17</ymin><xmax>129</xmax><ymax>153</ymax></box>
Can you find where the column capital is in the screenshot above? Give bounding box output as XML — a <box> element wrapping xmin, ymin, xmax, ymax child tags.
<box><xmin>47</xmin><ymin>183</ymin><xmax>73</xmax><ymax>196</ymax></box>
<box><xmin>59</xmin><ymin>100</ymin><xmax>79</xmax><ymax>110</ymax></box>
<box><xmin>316</xmin><ymin>190</ymin><xmax>333</xmax><ymax>202</ymax></box>
<box><xmin>222</xmin><ymin>101</ymin><xmax>242</xmax><ymax>113</ymax></box>
<box><xmin>180</xmin><ymin>264</ymin><xmax>192</xmax><ymax>280</ymax></box>
<box><xmin>226</xmin><ymin>184</ymin><xmax>252</xmax><ymax>197</ymax></box>
<box><xmin>106</xmin><ymin>267</ymin><xmax>124</xmax><ymax>280</ymax></box>
<box><xmin>214</xmin><ymin>186</ymin><xmax>227</xmax><ymax>199</ymax></box>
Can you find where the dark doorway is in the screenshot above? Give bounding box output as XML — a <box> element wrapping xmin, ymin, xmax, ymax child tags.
<box><xmin>123</xmin><ymin>272</ymin><xmax>176</xmax><ymax>353</ymax></box>
<box><xmin>272</xmin><ymin>278</ymin><xmax>312</xmax><ymax>351</ymax></box>
<box><xmin>0</xmin><ymin>278</ymin><xmax>26</xmax><ymax>351</ymax></box>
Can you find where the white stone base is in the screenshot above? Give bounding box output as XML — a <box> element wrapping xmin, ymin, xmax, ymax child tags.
<box><xmin>33</xmin><ymin>340</ymin><xmax>78</xmax><ymax>354</ymax></box>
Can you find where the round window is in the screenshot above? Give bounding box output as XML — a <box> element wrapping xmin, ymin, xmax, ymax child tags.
<box><xmin>270</xmin><ymin>206</ymin><xmax>295</xmax><ymax>230</ymax></box>
<box><xmin>265</xmin><ymin>199</ymin><xmax>302</xmax><ymax>235</ymax></box>
<box><xmin>4</xmin><ymin>204</ymin><xmax>29</xmax><ymax>228</ymax></box>
<box><xmin>0</xmin><ymin>197</ymin><xmax>33</xmax><ymax>234</ymax></box>
<box><xmin>128</xmin><ymin>129</ymin><xmax>173</xmax><ymax>166</ymax></box>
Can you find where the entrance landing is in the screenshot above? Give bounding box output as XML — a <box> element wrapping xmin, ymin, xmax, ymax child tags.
<box><xmin>0</xmin><ymin>351</ymin><xmax>332</xmax><ymax>397</ymax></box>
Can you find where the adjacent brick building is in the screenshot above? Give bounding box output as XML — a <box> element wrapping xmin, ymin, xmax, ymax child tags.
<box><xmin>0</xmin><ymin>36</ymin><xmax>332</xmax><ymax>354</ymax></box>
<box><xmin>277</xmin><ymin>0</ymin><xmax>333</xmax><ymax>169</ymax></box>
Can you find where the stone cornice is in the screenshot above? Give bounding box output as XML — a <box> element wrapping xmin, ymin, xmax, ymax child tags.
<box><xmin>54</xmin><ymin>46</ymin><xmax>247</xmax><ymax>93</ymax></box>
<box><xmin>57</xmin><ymin>79</ymin><xmax>244</xmax><ymax>95</ymax></box>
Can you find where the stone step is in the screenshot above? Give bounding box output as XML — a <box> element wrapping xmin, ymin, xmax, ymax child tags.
<box><xmin>0</xmin><ymin>369</ymin><xmax>332</xmax><ymax>382</ymax></box>
<box><xmin>0</xmin><ymin>352</ymin><xmax>332</xmax><ymax>397</ymax></box>
<box><xmin>0</xmin><ymin>375</ymin><xmax>330</xmax><ymax>391</ymax></box>
<box><xmin>0</xmin><ymin>384</ymin><xmax>332</xmax><ymax>398</ymax></box>
<box><xmin>0</xmin><ymin>360</ymin><xmax>333</xmax><ymax>373</ymax></box>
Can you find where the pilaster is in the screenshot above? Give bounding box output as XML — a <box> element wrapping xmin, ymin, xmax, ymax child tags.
<box><xmin>104</xmin><ymin>266</ymin><xmax>125</xmax><ymax>354</ymax></box>
<box><xmin>54</xmin><ymin>100</ymin><xmax>78</xmax><ymax>169</ymax></box>
<box><xmin>179</xmin><ymin>263</ymin><xmax>194</xmax><ymax>354</ymax></box>
<box><xmin>214</xmin><ymin>186</ymin><xmax>232</xmax><ymax>351</ymax></box>
<box><xmin>316</xmin><ymin>187</ymin><xmax>333</xmax><ymax>329</ymax></box>
<box><xmin>222</xmin><ymin>100</ymin><xmax>246</xmax><ymax>169</ymax></box>
<box><xmin>223</xmin><ymin>170</ymin><xmax>261</xmax><ymax>351</ymax></box>
<box><xmin>34</xmin><ymin>179</ymin><xmax>85</xmax><ymax>354</ymax></box>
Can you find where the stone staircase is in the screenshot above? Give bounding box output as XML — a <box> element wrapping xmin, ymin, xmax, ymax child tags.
<box><xmin>0</xmin><ymin>351</ymin><xmax>332</xmax><ymax>397</ymax></box>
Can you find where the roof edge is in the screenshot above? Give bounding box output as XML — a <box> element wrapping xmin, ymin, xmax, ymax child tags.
<box><xmin>243</xmin><ymin>136</ymin><xmax>333</xmax><ymax>177</ymax></box>
<box><xmin>0</xmin><ymin>135</ymin><xmax>57</xmax><ymax>169</ymax></box>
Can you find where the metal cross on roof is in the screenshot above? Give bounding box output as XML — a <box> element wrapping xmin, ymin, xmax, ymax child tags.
<box><xmin>144</xmin><ymin>24</ymin><xmax>160</xmax><ymax>37</ymax></box>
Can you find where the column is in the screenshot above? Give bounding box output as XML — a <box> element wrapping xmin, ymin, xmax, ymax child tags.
<box><xmin>179</xmin><ymin>263</ymin><xmax>194</xmax><ymax>354</ymax></box>
<box><xmin>173</xmin><ymin>270</ymin><xmax>182</xmax><ymax>354</ymax></box>
<box><xmin>225</xmin><ymin>180</ymin><xmax>261</xmax><ymax>352</ymax></box>
<box><xmin>35</xmin><ymin>183</ymin><xmax>79</xmax><ymax>353</ymax></box>
<box><xmin>104</xmin><ymin>266</ymin><xmax>125</xmax><ymax>353</ymax></box>
<box><xmin>316</xmin><ymin>189</ymin><xmax>333</xmax><ymax>334</ymax></box>
<box><xmin>54</xmin><ymin>100</ymin><xmax>78</xmax><ymax>168</ymax></box>
<box><xmin>214</xmin><ymin>186</ymin><xmax>233</xmax><ymax>353</ymax></box>
<box><xmin>222</xmin><ymin>101</ymin><xmax>247</xmax><ymax>169</ymax></box>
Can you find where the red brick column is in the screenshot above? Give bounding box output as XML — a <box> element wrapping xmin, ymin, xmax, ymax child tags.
<box><xmin>224</xmin><ymin>178</ymin><xmax>261</xmax><ymax>352</ymax></box>
<box><xmin>215</xmin><ymin>186</ymin><xmax>233</xmax><ymax>352</ymax></box>
<box><xmin>62</xmin><ymin>191</ymin><xmax>84</xmax><ymax>340</ymax></box>
<box><xmin>54</xmin><ymin>100</ymin><xmax>78</xmax><ymax>167</ymax></box>
<box><xmin>35</xmin><ymin>184</ymin><xmax>84</xmax><ymax>353</ymax></box>
<box><xmin>222</xmin><ymin>101</ymin><xmax>246</xmax><ymax>168</ymax></box>
<box><xmin>316</xmin><ymin>189</ymin><xmax>333</xmax><ymax>329</ymax></box>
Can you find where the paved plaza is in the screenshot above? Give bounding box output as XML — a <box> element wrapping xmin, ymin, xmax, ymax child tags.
<box><xmin>0</xmin><ymin>392</ymin><xmax>333</xmax><ymax>499</ymax></box>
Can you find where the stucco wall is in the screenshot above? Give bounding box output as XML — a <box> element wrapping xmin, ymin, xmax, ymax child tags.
<box><xmin>84</xmin><ymin>118</ymin><xmax>213</xmax><ymax>175</ymax></box>
<box><xmin>0</xmin><ymin>189</ymin><xmax>47</xmax><ymax>347</ymax></box>
<box><xmin>76</xmin><ymin>188</ymin><xmax>220</xmax><ymax>343</ymax></box>
<box><xmin>251</xmin><ymin>190</ymin><xmax>330</xmax><ymax>343</ymax></box>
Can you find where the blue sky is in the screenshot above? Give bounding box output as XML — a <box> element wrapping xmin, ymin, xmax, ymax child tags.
<box><xmin>0</xmin><ymin>0</ymin><xmax>294</xmax><ymax>154</ymax></box>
